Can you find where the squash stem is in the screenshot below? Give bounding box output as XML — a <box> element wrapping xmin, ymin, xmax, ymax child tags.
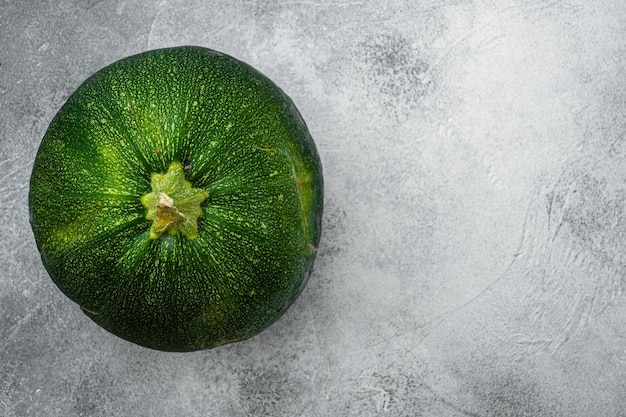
<box><xmin>140</xmin><ymin>162</ymin><xmax>208</xmax><ymax>239</ymax></box>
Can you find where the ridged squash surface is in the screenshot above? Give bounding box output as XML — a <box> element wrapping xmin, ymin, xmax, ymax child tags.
<box><xmin>29</xmin><ymin>46</ymin><xmax>323</xmax><ymax>352</ymax></box>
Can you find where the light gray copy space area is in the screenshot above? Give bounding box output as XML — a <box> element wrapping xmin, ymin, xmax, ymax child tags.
<box><xmin>2</xmin><ymin>0</ymin><xmax>626</xmax><ymax>415</ymax></box>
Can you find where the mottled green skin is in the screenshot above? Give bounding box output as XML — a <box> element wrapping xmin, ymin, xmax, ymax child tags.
<box><xmin>29</xmin><ymin>46</ymin><xmax>323</xmax><ymax>352</ymax></box>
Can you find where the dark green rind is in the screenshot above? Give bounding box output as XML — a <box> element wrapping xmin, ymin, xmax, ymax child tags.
<box><xmin>29</xmin><ymin>46</ymin><xmax>323</xmax><ymax>352</ymax></box>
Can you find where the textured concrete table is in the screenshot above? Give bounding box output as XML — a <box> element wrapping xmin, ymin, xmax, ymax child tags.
<box><xmin>3</xmin><ymin>1</ymin><xmax>626</xmax><ymax>416</ymax></box>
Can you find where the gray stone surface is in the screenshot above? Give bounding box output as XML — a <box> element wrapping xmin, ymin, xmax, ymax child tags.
<box><xmin>2</xmin><ymin>0</ymin><xmax>626</xmax><ymax>415</ymax></box>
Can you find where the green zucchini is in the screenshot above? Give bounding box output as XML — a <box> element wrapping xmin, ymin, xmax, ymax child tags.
<box><xmin>29</xmin><ymin>46</ymin><xmax>323</xmax><ymax>352</ymax></box>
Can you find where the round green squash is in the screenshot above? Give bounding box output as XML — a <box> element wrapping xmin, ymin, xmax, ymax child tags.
<box><xmin>29</xmin><ymin>46</ymin><xmax>323</xmax><ymax>352</ymax></box>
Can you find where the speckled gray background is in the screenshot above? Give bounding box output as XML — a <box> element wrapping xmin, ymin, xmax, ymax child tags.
<box><xmin>3</xmin><ymin>0</ymin><xmax>626</xmax><ymax>416</ymax></box>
